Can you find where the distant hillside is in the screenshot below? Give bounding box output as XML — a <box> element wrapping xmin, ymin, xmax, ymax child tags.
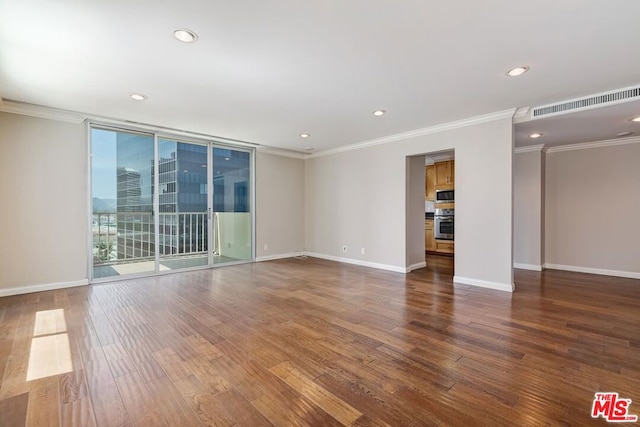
<box><xmin>93</xmin><ymin>198</ymin><xmax>117</xmax><ymax>212</ymax></box>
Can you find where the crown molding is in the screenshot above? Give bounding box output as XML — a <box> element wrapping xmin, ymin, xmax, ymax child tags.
<box><xmin>0</xmin><ymin>99</ymin><xmax>86</xmax><ymax>124</ymax></box>
<box><xmin>512</xmin><ymin>107</ymin><xmax>530</xmax><ymax>123</ymax></box>
<box><xmin>1</xmin><ymin>99</ymin><xmax>264</xmax><ymax>149</ymax></box>
<box><xmin>307</xmin><ymin>108</ymin><xmax>516</xmax><ymax>159</ymax></box>
<box><xmin>546</xmin><ymin>135</ymin><xmax>640</xmax><ymax>153</ymax></box>
<box><xmin>514</xmin><ymin>144</ymin><xmax>546</xmax><ymax>154</ymax></box>
<box><xmin>2</xmin><ymin>99</ymin><xmax>517</xmax><ymax>159</ymax></box>
<box><xmin>256</xmin><ymin>146</ymin><xmax>309</xmax><ymax>159</ymax></box>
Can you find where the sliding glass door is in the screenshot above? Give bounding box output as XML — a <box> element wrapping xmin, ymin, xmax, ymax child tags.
<box><xmin>90</xmin><ymin>125</ymin><xmax>253</xmax><ymax>280</ymax></box>
<box><xmin>212</xmin><ymin>147</ymin><xmax>252</xmax><ymax>264</ymax></box>
<box><xmin>91</xmin><ymin>128</ymin><xmax>156</xmax><ymax>278</ymax></box>
<box><xmin>157</xmin><ymin>138</ymin><xmax>209</xmax><ymax>271</ymax></box>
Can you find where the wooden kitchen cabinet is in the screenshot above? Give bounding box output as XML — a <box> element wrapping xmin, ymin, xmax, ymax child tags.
<box><xmin>435</xmin><ymin>240</ymin><xmax>454</xmax><ymax>254</ymax></box>
<box><xmin>425</xmin><ymin>219</ymin><xmax>436</xmax><ymax>251</ymax></box>
<box><xmin>435</xmin><ymin>160</ymin><xmax>455</xmax><ymax>188</ymax></box>
<box><xmin>425</xmin><ymin>165</ymin><xmax>435</xmax><ymax>200</ymax></box>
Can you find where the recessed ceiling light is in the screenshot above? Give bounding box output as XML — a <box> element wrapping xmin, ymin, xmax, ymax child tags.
<box><xmin>529</xmin><ymin>132</ymin><xmax>543</xmax><ymax>139</ymax></box>
<box><xmin>373</xmin><ymin>110</ymin><xmax>386</xmax><ymax>116</ymax></box>
<box><xmin>631</xmin><ymin>116</ymin><xmax>640</xmax><ymax>122</ymax></box>
<box><xmin>130</xmin><ymin>93</ymin><xmax>147</xmax><ymax>101</ymax></box>
<box><xmin>617</xmin><ymin>131</ymin><xmax>633</xmax><ymax>137</ymax></box>
<box><xmin>506</xmin><ymin>66</ymin><xmax>529</xmax><ymax>77</ymax></box>
<box><xmin>300</xmin><ymin>133</ymin><xmax>310</xmax><ymax>138</ymax></box>
<box><xmin>174</xmin><ymin>29</ymin><xmax>198</xmax><ymax>43</ymax></box>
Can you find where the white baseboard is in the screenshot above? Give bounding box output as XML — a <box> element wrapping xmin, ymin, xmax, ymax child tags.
<box><xmin>544</xmin><ymin>263</ymin><xmax>640</xmax><ymax>280</ymax></box>
<box><xmin>453</xmin><ymin>276</ymin><xmax>514</xmax><ymax>293</ymax></box>
<box><xmin>304</xmin><ymin>252</ymin><xmax>407</xmax><ymax>273</ymax></box>
<box><xmin>0</xmin><ymin>279</ymin><xmax>89</xmax><ymax>297</ymax></box>
<box><xmin>255</xmin><ymin>252</ymin><xmax>298</xmax><ymax>262</ymax></box>
<box><xmin>514</xmin><ymin>263</ymin><xmax>543</xmax><ymax>271</ymax></box>
<box><xmin>408</xmin><ymin>261</ymin><xmax>427</xmax><ymax>272</ymax></box>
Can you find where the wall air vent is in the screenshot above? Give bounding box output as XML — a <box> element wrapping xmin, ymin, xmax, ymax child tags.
<box><xmin>532</xmin><ymin>86</ymin><xmax>640</xmax><ymax>118</ymax></box>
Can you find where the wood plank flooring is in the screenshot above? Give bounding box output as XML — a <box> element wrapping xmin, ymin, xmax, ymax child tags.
<box><xmin>1</xmin><ymin>255</ymin><xmax>639</xmax><ymax>426</ymax></box>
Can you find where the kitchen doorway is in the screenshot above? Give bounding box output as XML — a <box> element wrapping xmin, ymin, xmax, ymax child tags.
<box><xmin>423</xmin><ymin>150</ymin><xmax>455</xmax><ymax>272</ymax></box>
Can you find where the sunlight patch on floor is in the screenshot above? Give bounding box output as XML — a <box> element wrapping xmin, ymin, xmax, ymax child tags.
<box><xmin>26</xmin><ymin>334</ymin><xmax>72</xmax><ymax>381</ymax></box>
<box><xmin>33</xmin><ymin>308</ymin><xmax>67</xmax><ymax>336</ymax></box>
<box><xmin>27</xmin><ymin>309</ymin><xmax>73</xmax><ymax>381</ymax></box>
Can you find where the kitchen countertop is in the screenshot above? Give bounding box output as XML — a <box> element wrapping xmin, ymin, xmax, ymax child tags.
<box><xmin>425</xmin><ymin>212</ymin><xmax>434</xmax><ymax>220</ymax></box>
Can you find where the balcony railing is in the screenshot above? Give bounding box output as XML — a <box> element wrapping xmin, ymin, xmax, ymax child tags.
<box><xmin>92</xmin><ymin>212</ymin><xmax>120</xmax><ymax>263</ymax></box>
<box><xmin>159</xmin><ymin>212</ymin><xmax>208</xmax><ymax>255</ymax></box>
<box><xmin>92</xmin><ymin>211</ymin><xmax>208</xmax><ymax>265</ymax></box>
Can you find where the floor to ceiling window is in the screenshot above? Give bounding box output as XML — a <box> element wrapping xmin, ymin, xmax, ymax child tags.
<box><xmin>90</xmin><ymin>125</ymin><xmax>254</xmax><ymax>280</ymax></box>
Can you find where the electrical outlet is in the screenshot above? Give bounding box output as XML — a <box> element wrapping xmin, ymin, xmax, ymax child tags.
<box><xmin>360</xmin><ymin>247</ymin><xmax>365</xmax><ymax>255</ymax></box>
<box><xmin>263</xmin><ymin>243</ymin><xmax>268</xmax><ymax>251</ymax></box>
<box><xmin>342</xmin><ymin>246</ymin><xmax>348</xmax><ymax>253</ymax></box>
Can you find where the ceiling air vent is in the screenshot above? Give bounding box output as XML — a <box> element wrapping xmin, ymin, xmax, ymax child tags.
<box><xmin>532</xmin><ymin>86</ymin><xmax>640</xmax><ymax>118</ymax></box>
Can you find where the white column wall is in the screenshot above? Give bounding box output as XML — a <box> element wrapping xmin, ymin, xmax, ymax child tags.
<box><xmin>514</xmin><ymin>149</ymin><xmax>544</xmax><ymax>270</ymax></box>
<box><xmin>255</xmin><ymin>151</ymin><xmax>305</xmax><ymax>259</ymax></box>
<box><xmin>0</xmin><ymin>112</ymin><xmax>87</xmax><ymax>294</ymax></box>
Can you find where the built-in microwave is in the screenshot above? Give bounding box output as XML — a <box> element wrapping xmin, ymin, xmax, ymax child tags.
<box><xmin>435</xmin><ymin>189</ymin><xmax>454</xmax><ymax>204</ymax></box>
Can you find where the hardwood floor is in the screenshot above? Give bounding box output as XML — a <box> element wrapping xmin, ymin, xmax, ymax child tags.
<box><xmin>1</xmin><ymin>257</ymin><xmax>639</xmax><ymax>426</ymax></box>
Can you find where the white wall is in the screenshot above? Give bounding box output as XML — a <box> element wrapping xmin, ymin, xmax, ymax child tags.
<box><xmin>406</xmin><ymin>156</ymin><xmax>426</xmax><ymax>270</ymax></box>
<box><xmin>514</xmin><ymin>149</ymin><xmax>544</xmax><ymax>269</ymax></box>
<box><xmin>305</xmin><ymin>117</ymin><xmax>514</xmax><ymax>291</ymax></box>
<box><xmin>545</xmin><ymin>142</ymin><xmax>640</xmax><ymax>277</ymax></box>
<box><xmin>0</xmin><ymin>112</ymin><xmax>88</xmax><ymax>294</ymax></box>
<box><xmin>305</xmin><ymin>144</ymin><xmax>405</xmax><ymax>270</ymax></box>
<box><xmin>255</xmin><ymin>151</ymin><xmax>305</xmax><ymax>259</ymax></box>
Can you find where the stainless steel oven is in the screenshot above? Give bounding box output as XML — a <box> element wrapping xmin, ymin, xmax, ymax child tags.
<box><xmin>434</xmin><ymin>208</ymin><xmax>454</xmax><ymax>240</ymax></box>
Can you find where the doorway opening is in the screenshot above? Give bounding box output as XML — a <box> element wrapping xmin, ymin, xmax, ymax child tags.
<box><xmin>407</xmin><ymin>149</ymin><xmax>455</xmax><ymax>274</ymax></box>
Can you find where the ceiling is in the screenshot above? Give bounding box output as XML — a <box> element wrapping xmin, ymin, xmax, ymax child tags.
<box><xmin>1</xmin><ymin>1</ymin><xmax>640</xmax><ymax>153</ymax></box>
